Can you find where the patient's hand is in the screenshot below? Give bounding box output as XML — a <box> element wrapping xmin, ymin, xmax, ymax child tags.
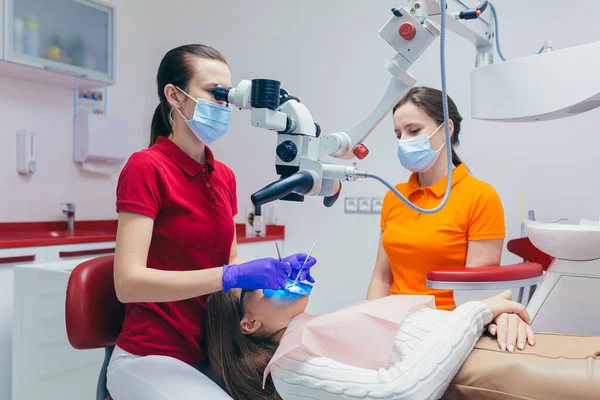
<box><xmin>480</xmin><ymin>290</ymin><xmax>530</xmax><ymax>323</ymax></box>
<box><xmin>480</xmin><ymin>290</ymin><xmax>536</xmax><ymax>352</ymax></box>
<box><xmin>488</xmin><ymin>313</ymin><xmax>536</xmax><ymax>352</ymax></box>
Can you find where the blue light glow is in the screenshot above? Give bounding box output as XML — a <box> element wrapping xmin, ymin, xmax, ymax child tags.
<box><xmin>264</xmin><ymin>280</ymin><xmax>313</xmax><ymax>302</ymax></box>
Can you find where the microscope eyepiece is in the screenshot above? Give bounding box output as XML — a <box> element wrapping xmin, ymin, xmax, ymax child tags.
<box><xmin>251</xmin><ymin>79</ymin><xmax>281</xmax><ymax>110</ymax></box>
<box><xmin>211</xmin><ymin>85</ymin><xmax>231</xmax><ymax>103</ymax></box>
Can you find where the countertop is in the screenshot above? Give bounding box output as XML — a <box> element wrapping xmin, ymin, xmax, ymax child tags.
<box><xmin>0</xmin><ymin>220</ymin><xmax>285</xmax><ymax>249</ymax></box>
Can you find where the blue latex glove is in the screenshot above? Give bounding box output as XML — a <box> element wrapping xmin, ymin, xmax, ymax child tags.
<box><xmin>282</xmin><ymin>253</ymin><xmax>317</xmax><ymax>283</ymax></box>
<box><xmin>222</xmin><ymin>258</ymin><xmax>292</xmax><ymax>292</ymax></box>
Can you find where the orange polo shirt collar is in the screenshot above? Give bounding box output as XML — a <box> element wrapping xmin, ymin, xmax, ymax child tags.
<box><xmin>405</xmin><ymin>164</ymin><xmax>470</xmax><ymax>197</ymax></box>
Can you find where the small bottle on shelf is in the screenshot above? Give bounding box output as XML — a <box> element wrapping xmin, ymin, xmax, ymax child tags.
<box><xmin>253</xmin><ymin>206</ymin><xmax>264</xmax><ymax>237</ymax></box>
<box><xmin>23</xmin><ymin>14</ymin><xmax>40</xmax><ymax>58</ymax></box>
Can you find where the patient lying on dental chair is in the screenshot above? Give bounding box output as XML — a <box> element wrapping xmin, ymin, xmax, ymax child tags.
<box><xmin>205</xmin><ymin>289</ymin><xmax>600</xmax><ymax>400</ymax></box>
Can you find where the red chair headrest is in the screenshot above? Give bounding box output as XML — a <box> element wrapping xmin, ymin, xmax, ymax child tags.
<box><xmin>65</xmin><ymin>255</ymin><xmax>125</xmax><ymax>350</ymax></box>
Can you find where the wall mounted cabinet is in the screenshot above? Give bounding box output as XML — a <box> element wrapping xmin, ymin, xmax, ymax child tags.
<box><xmin>1</xmin><ymin>0</ymin><xmax>115</xmax><ymax>89</ymax></box>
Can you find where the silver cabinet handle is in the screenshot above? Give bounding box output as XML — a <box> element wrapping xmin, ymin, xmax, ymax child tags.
<box><xmin>43</xmin><ymin>65</ymin><xmax>89</xmax><ymax>79</ymax></box>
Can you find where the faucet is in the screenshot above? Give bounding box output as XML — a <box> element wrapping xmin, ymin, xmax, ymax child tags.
<box><xmin>61</xmin><ymin>202</ymin><xmax>75</xmax><ymax>232</ymax></box>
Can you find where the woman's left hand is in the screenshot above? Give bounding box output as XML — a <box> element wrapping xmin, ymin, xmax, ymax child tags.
<box><xmin>488</xmin><ymin>313</ymin><xmax>536</xmax><ymax>352</ymax></box>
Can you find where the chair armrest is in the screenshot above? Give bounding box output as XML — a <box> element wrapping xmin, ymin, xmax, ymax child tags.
<box><xmin>426</xmin><ymin>262</ymin><xmax>544</xmax><ymax>290</ymax></box>
<box><xmin>507</xmin><ymin>237</ymin><xmax>554</xmax><ymax>270</ymax></box>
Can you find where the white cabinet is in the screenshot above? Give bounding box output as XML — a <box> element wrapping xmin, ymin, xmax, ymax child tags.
<box><xmin>1</xmin><ymin>0</ymin><xmax>115</xmax><ymax>88</ymax></box>
<box><xmin>0</xmin><ymin>246</ymin><xmax>47</xmax><ymax>400</ymax></box>
<box><xmin>13</xmin><ymin>260</ymin><xmax>104</xmax><ymax>400</ymax></box>
<box><xmin>2</xmin><ymin>242</ymin><xmax>114</xmax><ymax>400</ymax></box>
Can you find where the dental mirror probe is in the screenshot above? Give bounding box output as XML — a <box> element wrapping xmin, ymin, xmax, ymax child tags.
<box><xmin>291</xmin><ymin>242</ymin><xmax>316</xmax><ymax>287</ymax></box>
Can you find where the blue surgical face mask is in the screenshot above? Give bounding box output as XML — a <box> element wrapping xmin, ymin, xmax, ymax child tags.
<box><xmin>172</xmin><ymin>86</ymin><xmax>232</xmax><ymax>145</ymax></box>
<box><xmin>397</xmin><ymin>123</ymin><xmax>445</xmax><ymax>173</ymax></box>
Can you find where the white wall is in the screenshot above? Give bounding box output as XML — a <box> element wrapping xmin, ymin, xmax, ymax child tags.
<box><xmin>142</xmin><ymin>0</ymin><xmax>600</xmax><ymax>313</ymax></box>
<box><xmin>0</xmin><ymin>0</ymin><xmax>151</xmax><ymax>222</ymax></box>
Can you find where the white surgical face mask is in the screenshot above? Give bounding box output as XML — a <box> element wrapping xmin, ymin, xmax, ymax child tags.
<box><xmin>172</xmin><ymin>86</ymin><xmax>232</xmax><ymax>145</ymax></box>
<box><xmin>396</xmin><ymin>123</ymin><xmax>445</xmax><ymax>173</ymax></box>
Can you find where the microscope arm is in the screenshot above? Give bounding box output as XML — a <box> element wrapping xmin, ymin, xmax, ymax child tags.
<box><xmin>213</xmin><ymin>1</ymin><xmax>492</xmax><ymax>205</ymax></box>
<box><xmin>217</xmin><ymin>1</ymin><xmax>600</xmax><ymax>207</ymax></box>
<box><xmin>320</xmin><ymin>74</ymin><xmax>417</xmax><ymax>161</ymax></box>
<box><xmin>321</xmin><ymin>1</ymin><xmax>493</xmax><ymax>161</ymax></box>
<box><xmin>217</xmin><ymin>1</ymin><xmax>493</xmax><ymax>163</ymax></box>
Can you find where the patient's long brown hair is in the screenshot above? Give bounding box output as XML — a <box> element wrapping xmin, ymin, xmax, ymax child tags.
<box><xmin>205</xmin><ymin>291</ymin><xmax>279</xmax><ymax>400</ymax></box>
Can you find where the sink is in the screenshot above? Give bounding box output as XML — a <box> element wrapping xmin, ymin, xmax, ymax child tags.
<box><xmin>526</xmin><ymin>220</ymin><xmax>600</xmax><ymax>261</ymax></box>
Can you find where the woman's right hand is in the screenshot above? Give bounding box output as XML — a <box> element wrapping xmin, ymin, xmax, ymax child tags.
<box><xmin>222</xmin><ymin>258</ymin><xmax>292</xmax><ymax>292</ymax></box>
<box><xmin>480</xmin><ymin>290</ymin><xmax>530</xmax><ymax>323</ymax></box>
<box><xmin>480</xmin><ymin>291</ymin><xmax>535</xmax><ymax>352</ymax></box>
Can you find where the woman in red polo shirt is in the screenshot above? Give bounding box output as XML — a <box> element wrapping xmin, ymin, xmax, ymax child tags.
<box><xmin>106</xmin><ymin>44</ymin><xmax>316</xmax><ymax>400</ymax></box>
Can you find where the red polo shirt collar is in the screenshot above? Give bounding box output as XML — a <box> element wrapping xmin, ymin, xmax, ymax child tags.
<box><xmin>154</xmin><ymin>136</ymin><xmax>214</xmax><ymax>175</ymax></box>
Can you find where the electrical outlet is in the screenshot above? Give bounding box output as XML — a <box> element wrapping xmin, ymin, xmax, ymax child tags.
<box><xmin>372</xmin><ymin>197</ymin><xmax>383</xmax><ymax>213</ymax></box>
<box><xmin>358</xmin><ymin>198</ymin><xmax>372</xmax><ymax>213</ymax></box>
<box><xmin>344</xmin><ymin>197</ymin><xmax>358</xmax><ymax>213</ymax></box>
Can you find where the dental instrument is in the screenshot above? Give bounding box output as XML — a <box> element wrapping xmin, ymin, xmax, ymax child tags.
<box><xmin>264</xmin><ymin>242</ymin><xmax>316</xmax><ymax>300</ymax></box>
<box><xmin>290</xmin><ymin>242</ymin><xmax>316</xmax><ymax>288</ymax></box>
<box><xmin>212</xmin><ymin>1</ymin><xmax>600</xmax><ymax>211</ymax></box>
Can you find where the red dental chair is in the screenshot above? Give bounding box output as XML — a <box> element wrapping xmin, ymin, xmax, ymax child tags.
<box><xmin>427</xmin><ymin>237</ymin><xmax>554</xmax><ymax>304</ymax></box>
<box><xmin>65</xmin><ymin>255</ymin><xmax>123</xmax><ymax>400</ymax></box>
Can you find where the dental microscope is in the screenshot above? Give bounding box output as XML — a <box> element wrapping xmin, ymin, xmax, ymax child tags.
<box><xmin>212</xmin><ymin>0</ymin><xmax>600</xmax><ymax>210</ymax></box>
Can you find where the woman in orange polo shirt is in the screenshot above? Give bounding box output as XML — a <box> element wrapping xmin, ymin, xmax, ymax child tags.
<box><xmin>366</xmin><ymin>86</ymin><xmax>505</xmax><ymax>311</ymax></box>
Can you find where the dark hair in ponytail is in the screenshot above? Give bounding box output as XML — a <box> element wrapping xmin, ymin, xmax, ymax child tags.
<box><xmin>150</xmin><ymin>44</ymin><xmax>228</xmax><ymax>146</ymax></box>
<box><xmin>205</xmin><ymin>291</ymin><xmax>279</xmax><ymax>400</ymax></box>
<box><xmin>393</xmin><ymin>87</ymin><xmax>464</xmax><ymax>166</ymax></box>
